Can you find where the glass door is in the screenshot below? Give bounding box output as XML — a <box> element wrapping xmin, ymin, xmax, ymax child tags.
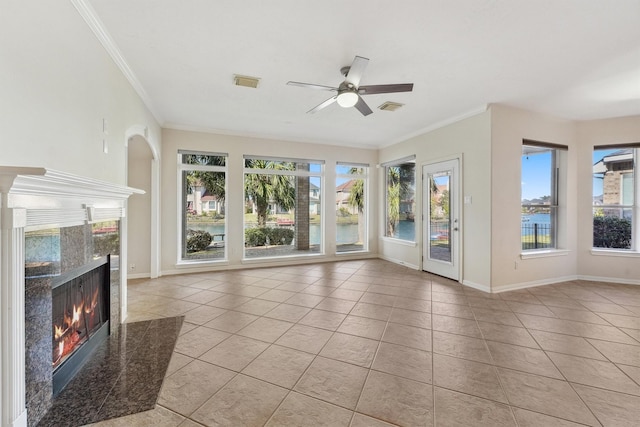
<box><xmin>422</xmin><ymin>159</ymin><xmax>460</xmax><ymax>280</ymax></box>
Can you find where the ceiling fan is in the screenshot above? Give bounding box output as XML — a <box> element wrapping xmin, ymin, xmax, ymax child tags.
<box><xmin>287</xmin><ymin>55</ymin><xmax>414</xmax><ymax>116</ymax></box>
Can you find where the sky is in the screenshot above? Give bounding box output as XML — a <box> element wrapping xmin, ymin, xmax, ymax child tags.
<box><xmin>521</xmin><ymin>148</ymin><xmax>619</xmax><ymax>201</ymax></box>
<box><xmin>521</xmin><ymin>151</ymin><xmax>552</xmax><ymax>201</ymax></box>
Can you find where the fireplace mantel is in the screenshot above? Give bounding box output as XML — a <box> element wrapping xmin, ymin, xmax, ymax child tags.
<box><xmin>0</xmin><ymin>166</ymin><xmax>142</xmax><ymax>427</ymax></box>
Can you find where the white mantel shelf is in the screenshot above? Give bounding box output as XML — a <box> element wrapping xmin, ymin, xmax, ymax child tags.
<box><xmin>0</xmin><ymin>166</ymin><xmax>142</xmax><ymax>427</ymax></box>
<box><xmin>1</xmin><ymin>166</ymin><xmax>143</xmax><ymax>214</ymax></box>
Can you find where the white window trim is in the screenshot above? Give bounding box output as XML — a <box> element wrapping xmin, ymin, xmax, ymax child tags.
<box><xmin>243</xmin><ymin>155</ymin><xmax>325</xmax><ymax>260</ymax></box>
<box><xmin>590</xmin><ymin>249</ymin><xmax>640</xmax><ymax>258</ymax></box>
<box><xmin>520</xmin><ymin>249</ymin><xmax>569</xmax><ymax>259</ymax></box>
<box><xmin>521</xmin><ymin>143</ymin><xmax>564</xmax><ymax>252</ymax></box>
<box><xmin>177</xmin><ymin>152</ymin><xmax>228</xmax><ymax>264</ymax></box>
<box><xmin>383</xmin><ymin>158</ymin><xmax>417</xmax><ymax>242</ymax></box>
<box><xmin>592</xmin><ymin>147</ymin><xmax>639</xmax><ymax>252</ymax></box>
<box><xmin>336</xmin><ymin>164</ymin><xmax>369</xmax><ymax>254</ymax></box>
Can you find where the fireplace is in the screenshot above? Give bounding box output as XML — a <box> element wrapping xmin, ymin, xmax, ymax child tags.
<box><xmin>51</xmin><ymin>256</ymin><xmax>110</xmax><ymax>396</ymax></box>
<box><xmin>0</xmin><ymin>166</ymin><xmax>142</xmax><ymax>427</ymax></box>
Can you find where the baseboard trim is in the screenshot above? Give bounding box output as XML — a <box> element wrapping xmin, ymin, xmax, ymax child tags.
<box><xmin>127</xmin><ymin>272</ymin><xmax>151</xmax><ymax>280</ymax></box>
<box><xmin>577</xmin><ymin>275</ymin><xmax>640</xmax><ymax>286</ymax></box>
<box><xmin>461</xmin><ymin>280</ymin><xmax>491</xmax><ymax>293</ymax></box>
<box><xmin>378</xmin><ymin>255</ymin><xmax>419</xmax><ymax>270</ymax></box>
<box><xmin>491</xmin><ymin>275</ymin><xmax>579</xmax><ymax>293</ymax></box>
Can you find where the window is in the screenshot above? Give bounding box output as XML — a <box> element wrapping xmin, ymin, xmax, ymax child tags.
<box><xmin>336</xmin><ymin>163</ymin><xmax>368</xmax><ymax>253</ymax></box>
<box><xmin>593</xmin><ymin>146</ymin><xmax>639</xmax><ymax>250</ymax></box>
<box><xmin>384</xmin><ymin>157</ymin><xmax>416</xmax><ymax>241</ymax></box>
<box><xmin>521</xmin><ymin>141</ymin><xmax>566</xmax><ymax>251</ymax></box>
<box><xmin>243</xmin><ymin>156</ymin><xmax>323</xmax><ymax>259</ymax></box>
<box><xmin>179</xmin><ymin>151</ymin><xmax>227</xmax><ymax>261</ymax></box>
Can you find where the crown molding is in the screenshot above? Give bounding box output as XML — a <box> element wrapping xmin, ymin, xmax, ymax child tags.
<box><xmin>163</xmin><ymin>122</ymin><xmax>380</xmax><ymax>150</ymax></box>
<box><xmin>70</xmin><ymin>0</ymin><xmax>164</xmax><ymax>125</ymax></box>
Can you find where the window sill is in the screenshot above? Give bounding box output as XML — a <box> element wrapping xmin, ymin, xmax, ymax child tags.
<box><xmin>242</xmin><ymin>252</ymin><xmax>324</xmax><ymax>264</ymax></box>
<box><xmin>590</xmin><ymin>249</ymin><xmax>640</xmax><ymax>258</ymax></box>
<box><xmin>520</xmin><ymin>249</ymin><xmax>569</xmax><ymax>260</ymax></box>
<box><xmin>335</xmin><ymin>250</ymin><xmax>370</xmax><ymax>256</ymax></box>
<box><xmin>175</xmin><ymin>259</ymin><xmax>228</xmax><ymax>268</ymax></box>
<box><xmin>381</xmin><ymin>237</ymin><xmax>417</xmax><ymax>247</ymax></box>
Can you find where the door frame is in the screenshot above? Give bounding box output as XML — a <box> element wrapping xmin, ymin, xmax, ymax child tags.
<box><xmin>421</xmin><ymin>155</ymin><xmax>463</xmax><ymax>282</ymax></box>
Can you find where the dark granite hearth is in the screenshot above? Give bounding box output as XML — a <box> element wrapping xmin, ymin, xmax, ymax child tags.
<box><xmin>36</xmin><ymin>316</ymin><xmax>183</xmax><ymax>427</ymax></box>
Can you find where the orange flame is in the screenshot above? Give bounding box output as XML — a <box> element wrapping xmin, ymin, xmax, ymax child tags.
<box><xmin>85</xmin><ymin>287</ymin><xmax>99</xmax><ymax>314</ymax></box>
<box><xmin>72</xmin><ymin>303</ymin><xmax>83</xmax><ymax>325</ymax></box>
<box><xmin>54</xmin><ymin>324</ymin><xmax>64</xmax><ymax>340</ymax></box>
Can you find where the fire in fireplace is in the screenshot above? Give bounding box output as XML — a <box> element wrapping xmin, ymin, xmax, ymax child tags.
<box><xmin>51</xmin><ymin>255</ymin><xmax>111</xmax><ymax>395</ymax></box>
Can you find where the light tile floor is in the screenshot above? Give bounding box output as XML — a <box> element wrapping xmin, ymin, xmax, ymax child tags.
<box><xmin>87</xmin><ymin>259</ymin><xmax>640</xmax><ymax>427</ymax></box>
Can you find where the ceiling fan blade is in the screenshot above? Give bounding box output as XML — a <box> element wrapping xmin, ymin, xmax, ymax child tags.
<box><xmin>354</xmin><ymin>95</ymin><xmax>373</xmax><ymax>116</ymax></box>
<box><xmin>307</xmin><ymin>95</ymin><xmax>338</xmax><ymax>114</ymax></box>
<box><xmin>287</xmin><ymin>81</ymin><xmax>338</xmax><ymax>91</ymax></box>
<box><xmin>345</xmin><ymin>56</ymin><xmax>369</xmax><ymax>86</ymax></box>
<box><xmin>358</xmin><ymin>83</ymin><xmax>414</xmax><ymax>95</ymax></box>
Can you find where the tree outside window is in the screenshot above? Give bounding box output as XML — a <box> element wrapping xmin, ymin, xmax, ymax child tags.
<box><xmin>244</xmin><ymin>157</ymin><xmax>323</xmax><ymax>259</ymax></box>
<box><xmin>384</xmin><ymin>159</ymin><xmax>416</xmax><ymax>241</ymax></box>
<box><xmin>179</xmin><ymin>151</ymin><xmax>227</xmax><ymax>261</ymax></box>
<box><xmin>336</xmin><ymin>164</ymin><xmax>368</xmax><ymax>253</ymax></box>
<box><xmin>593</xmin><ymin>147</ymin><xmax>637</xmax><ymax>250</ymax></box>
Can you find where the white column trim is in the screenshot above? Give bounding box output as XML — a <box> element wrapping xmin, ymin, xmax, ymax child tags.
<box><xmin>1</xmin><ymin>207</ymin><xmax>28</xmax><ymax>427</ymax></box>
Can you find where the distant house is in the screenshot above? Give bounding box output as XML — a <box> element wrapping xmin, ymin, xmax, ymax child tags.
<box><xmin>201</xmin><ymin>194</ymin><xmax>222</xmax><ymax>214</ymax></box>
<box><xmin>187</xmin><ymin>183</ymin><xmax>223</xmax><ymax>215</ymax></box>
<box><xmin>593</xmin><ymin>149</ymin><xmax>633</xmax><ymax>215</ymax></box>
<box><xmin>250</xmin><ymin>182</ymin><xmax>320</xmax><ymax>216</ymax></box>
<box><xmin>336</xmin><ymin>179</ymin><xmax>358</xmax><ymax>214</ymax></box>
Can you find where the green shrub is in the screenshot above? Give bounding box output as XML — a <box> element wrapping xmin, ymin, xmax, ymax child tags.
<box><xmin>186</xmin><ymin>229</ymin><xmax>212</xmax><ymax>252</ymax></box>
<box><xmin>269</xmin><ymin>227</ymin><xmax>294</xmax><ymax>245</ymax></box>
<box><xmin>245</xmin><ymin>228</ymin><xmax>268</xmax><ymax>246</ymax></box>
<box><xmin>245</xmin><ymin>227</ymin><xmax>294</xmax><ymax>246</ymax></box>
<box><xmin>593</xmin><ymin>216</ymin><xmax>631</xmax><ymax>249</ymax></box>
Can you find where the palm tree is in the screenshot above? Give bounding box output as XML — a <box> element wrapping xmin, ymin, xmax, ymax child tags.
<box><xmin>386</xmin><ymin>164</ymin><xmax>415</xmax><ymax>237</ymax></box>
<box><xmin>346</xmin><ymin>168</ymin><xmax>365</xmax><ymax>244</ymax></box>
<box><xmin>244</xmin><ymin>159</ymin><xmax>295</xmax><ymax>226</ymax></box>
<box><xmin>387</xmin><ymin>166</ymin><xmax>401</xmax><ymax>236</ymax></box>
<box><xmin>183</xmin><ymin>154</ymin><xmax>226</xmax><ymax>210</ymax></box>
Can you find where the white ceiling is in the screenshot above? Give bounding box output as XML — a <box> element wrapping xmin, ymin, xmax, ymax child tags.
<box><xmin>86</xmin><ymin>0</ymin><xmax>640</xmax><ymax>149</ymax></box>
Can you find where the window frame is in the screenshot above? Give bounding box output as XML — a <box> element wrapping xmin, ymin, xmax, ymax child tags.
<box><xmin>592</xmin><ymin>145</ymin><xmax>639</xmax><ymax>252</ymax></box>
<box><xmin>521</xmin><ymin>143</ymin><xmax>562</xmax><ymax>251</ymax></box>
<box><xmin>177</xmin><ymin>150</ymin><xmax>228</xmax><ymax>264</ymax></box>
<box><xmin>336</xmin><ymin>162</ymin><xmax>369</xmax><ymax>253</ymax></box>
<box><xmin>382</xmin><ymin>156</ymin><xmax>416</xmax><ymax>243</ymax></box>
<box><xmin>242</xmin><ymin>155</ymin><xmax>324</xmax><ymax>260</ymax></box>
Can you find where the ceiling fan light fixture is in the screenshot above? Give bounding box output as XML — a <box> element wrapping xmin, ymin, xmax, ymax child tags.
<box><xmin>336</xmin><ymin>91</ymin><xmax>358</xmax><ymax>108</ymax></box>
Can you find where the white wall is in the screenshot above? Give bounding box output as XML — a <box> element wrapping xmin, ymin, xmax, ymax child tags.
<box><xmin>0</xmin><ymin>0</ymin><xmax>161</xmax><ymax>183</ymax></box>
<box><xmin>161</xmin><ymin>128</ymin><xmax>379</xmax><ymax>275</ymax></box>
<box><xmin>378</xmin><ymin>110</ymin><xmax>493</xmax><ymax>288</ymax></box>
<box><xmin>127</xmin><ymin>136</ymin><xmax>153</xmax><ymax>277</ymax></box>
<box><xmin>490</xmin><ymin>105</ymin><xmax>578</xmax><ymax>291</ymax></box>
<box><xmin>576</xmin><ymin>116</ymin><xmax>640</xmax><ymax>284</ymax></box>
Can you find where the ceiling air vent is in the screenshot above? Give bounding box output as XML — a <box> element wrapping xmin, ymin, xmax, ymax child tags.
<box><xmin>234</xmin><ymin>75</ymin><xmax>260</xmax><ymax>88</ymax></box>
<box><xmin>378</xmin><ymin>101</ymin><xmax>404</xmax><ymax>111</ymax></box>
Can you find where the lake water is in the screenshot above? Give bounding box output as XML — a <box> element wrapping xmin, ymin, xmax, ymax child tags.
<box><xmin>189</xmin><ymin>223</ymin><xmax>362</xmax><ymax>245</ymax></box>
<box><xmin>522</xmin><ymin>213</ymin><xmax>551</xmax><ymax>224</ymax></box>
<box><xmin>522</xmin><ymin>213</ymin><xmax>551</xmax><ymax>235</ymax></box>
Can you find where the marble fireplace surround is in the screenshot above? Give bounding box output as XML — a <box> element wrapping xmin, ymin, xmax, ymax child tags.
<box><xmin>0</xmin><ymin>167</ymin><xmax>142</xmax><ymax>427</ymax></box>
